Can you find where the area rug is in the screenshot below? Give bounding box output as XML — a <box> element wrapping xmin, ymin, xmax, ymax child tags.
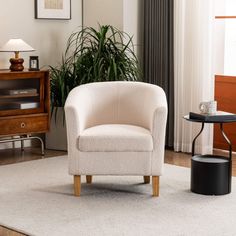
<box><xmin>0</xmin><ymin>156</ymin><xmax>236</xmax><ymax>236</ymax></box>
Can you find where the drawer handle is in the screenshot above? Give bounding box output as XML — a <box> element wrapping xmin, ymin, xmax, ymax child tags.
<box><xmin>21</xmin><ymin>122</ymin><xmax>26</xmax><ymax>128</ymax></box>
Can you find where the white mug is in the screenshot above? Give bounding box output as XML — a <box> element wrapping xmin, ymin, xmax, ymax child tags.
<box><xmin>199</xmin><ymin>101</ymin><xmax>217</xmax><ymax>114</ymax></box>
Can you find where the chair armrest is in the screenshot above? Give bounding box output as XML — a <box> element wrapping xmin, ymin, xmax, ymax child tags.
<box><xmin>151</xmin><ymin>106</ymin><xmax>168</xmax><ymax>175</ymax></box>
<box><xmin>65</xmin><ymin>87</ymin><xmax>89</xmax><ymax>173</ymax></box>
<box><xmin>65</xmin><ymin>86</ymin><xmax>89</xmax><ymax>138</ymax></box>
<box><xmin>65</xmin><ymin>105</ymin><xmax>81</xmax><ymax>145</ymax></box>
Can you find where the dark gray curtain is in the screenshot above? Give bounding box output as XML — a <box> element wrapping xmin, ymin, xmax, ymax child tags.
<box><xmin>143</xmin><ymin>0</ymin><xmax>174</xmax><ymax>148</ymax></box>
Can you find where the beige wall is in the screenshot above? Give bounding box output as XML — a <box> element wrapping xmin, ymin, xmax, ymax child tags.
<box><xmin>83</xmin><ymin>0</ymin><xmax>123</xmax><ymax>30</ymax></box>
<box><xmin>123</xmin><ymin>0</ymin><xmax>144</xmax><ymax>63</ymax></box>
<box><xmin>0</xmin><ymin>0</ymin><xmax>82</xmax><ymax>149</ymax></box>
<box><xmin>0</xmin><ymin>0</ymin><xmax>82</xmax><ymax>69</ymax></box>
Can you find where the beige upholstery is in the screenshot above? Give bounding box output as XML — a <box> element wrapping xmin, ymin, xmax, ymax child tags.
<box><xmin>78</xmin><ymin>124</ymin><xmax>153</xmax><ymax>152</ymax></box>
<box><xmin>65</xmin><ymin>81</ymin><xmax>168</xmax><ymax>196</ymax></box>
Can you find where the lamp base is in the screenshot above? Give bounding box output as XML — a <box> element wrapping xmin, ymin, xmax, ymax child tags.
<box><xmin>9</xmin><ymin>58</ymin><xmax>24</xmax><ymax>71</ymax></box>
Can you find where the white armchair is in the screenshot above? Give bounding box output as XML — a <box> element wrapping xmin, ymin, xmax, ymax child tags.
<box><xmin>65</xmin><ymin>81</ymin><xmax>167</xmax><ymax>197</ymax></box>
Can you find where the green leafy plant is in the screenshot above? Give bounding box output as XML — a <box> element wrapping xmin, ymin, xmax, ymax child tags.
<box><xmin>50</xmin><ymin>25</ymin><xmax>142</xmax><ymax>114</ymax></box>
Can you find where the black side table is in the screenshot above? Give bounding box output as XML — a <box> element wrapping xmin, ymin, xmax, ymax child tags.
<box><xmin>184</xmin><ymin>115</ymin><xmax>236</xmax><ymax>195</ymax></box>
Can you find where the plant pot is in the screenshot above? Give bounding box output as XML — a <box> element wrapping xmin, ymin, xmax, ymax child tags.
<box><xmin>46</xmin><ymin>107</ymin><xmax>67</xmax><ymax>151</ymax></box>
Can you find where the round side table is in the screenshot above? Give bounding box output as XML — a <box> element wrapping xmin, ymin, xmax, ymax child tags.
<box><xmin>184</xmin><ymin>115</ymin><xmax>236</xmax><ymax>195</ymax></box>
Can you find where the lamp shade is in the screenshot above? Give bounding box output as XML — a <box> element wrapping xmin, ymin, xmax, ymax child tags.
<box><xmin>0</xmin><ymin>39</ymin><xmax>35</xmax><ymax>52</ymax></box>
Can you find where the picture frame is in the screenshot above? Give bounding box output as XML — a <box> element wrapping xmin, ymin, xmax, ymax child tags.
<box><xmin>29</xmin><ymin>56</ymin><xmax>39</xmax><ymax>71</ymax></box>
<box><xmin>35</xmin><ymin>0</ymin><xmax>71</xmax><ymax>20</ymax></box>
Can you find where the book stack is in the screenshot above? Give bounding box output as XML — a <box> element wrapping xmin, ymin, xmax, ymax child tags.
<box><xmin>189</xmin><ymin>111</ymin><xmax>236</xmax><ymax>122</ymax></box>
<box><xmin>0</xmin><ymin>102</ymin><xmax>39</xmax><ymax>110</ymax></box>
<box><xmin>0</xmin><ymin>88</ymin><xmax>37</xmax><ymax>96</ymax></box>
<box><xmin>17</xmin><ymin>102</ymin><xmax>39</xmax><ymax>109</ymax></box>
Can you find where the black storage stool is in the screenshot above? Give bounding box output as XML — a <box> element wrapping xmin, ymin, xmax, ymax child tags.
<box><xmin>191</xmin><ymin>155</ymin><xmax>230</xmax><ymax>195</ymax></box>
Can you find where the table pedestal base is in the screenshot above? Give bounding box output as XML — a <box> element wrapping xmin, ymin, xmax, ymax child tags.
<box><xmin>191</xmin><ymin>155</ymin><xmax>230</xmax><ymax>195</ymax></box>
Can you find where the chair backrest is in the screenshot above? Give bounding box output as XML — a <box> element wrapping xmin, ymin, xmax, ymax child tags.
<box><xmin>68</xmin><ymin>81</ymin><xmax>167</xmax><ymax>130</ymax></box>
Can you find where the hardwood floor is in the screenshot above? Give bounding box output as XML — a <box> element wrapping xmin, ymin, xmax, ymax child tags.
<box><xmin>0</xmin><ymin>147</ymin><xmax>235</xmax><ymax>235</ymax></box>
<box><xmin>0</xmin><ymin>226</ymin><xmax>27</xmax><ymax>236</ymax></box>
<box><xmin>165</xmin><ymin>149</ymin><xmax>236</xmax><ymax>176</ymax></box>
<box><xmin>0</xmin><ymin>147</ymin><xmax>66</xmax><ymax>166</ymax></box>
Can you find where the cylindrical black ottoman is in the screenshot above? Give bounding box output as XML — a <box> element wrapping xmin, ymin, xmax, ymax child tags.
<box><xmin>191</xmin><ymin>155</ymin><xmax>230</xmax><ymax>195</ymax></box>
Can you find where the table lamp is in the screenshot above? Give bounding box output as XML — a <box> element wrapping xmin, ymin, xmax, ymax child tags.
<box><xmin>0</xmin><ymin>39</ymin><xmax>35</xmax><ymax>71</ymax></box>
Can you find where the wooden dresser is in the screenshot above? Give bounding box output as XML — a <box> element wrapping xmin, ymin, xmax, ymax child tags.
<box><xmin>0</xmin><ymin>70</ymin><xmax>50</xmax><ymax>154</ymax></box>
<box><xmin>214</xmin><ymin>75</ymin><xmax>236</xmax><ymax>151</ymax></box>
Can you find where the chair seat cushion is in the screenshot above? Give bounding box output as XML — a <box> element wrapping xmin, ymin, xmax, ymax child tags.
<box><xmin>78</xmin><ymin>124</ymin><xmax>153</xmax><ymax>152</ymax></box>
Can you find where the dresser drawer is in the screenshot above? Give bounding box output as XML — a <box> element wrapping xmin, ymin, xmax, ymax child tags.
<box><xmin>0</xmin><ymin>114</ymin><xmax>49</xmax><ymax>136</ymax></box>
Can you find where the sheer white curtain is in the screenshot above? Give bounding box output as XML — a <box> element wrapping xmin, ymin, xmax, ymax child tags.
<box><xmin>174</xmin><ymin>0</ymin><xmax>215</xmax><ymax>154</ymax></box>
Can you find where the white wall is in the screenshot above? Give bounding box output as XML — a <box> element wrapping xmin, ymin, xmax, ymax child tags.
<box><xmin>0</xmin><ymin>0</ymin><xmax>82</xmax><ymax>69</ymax></box>
<box><xmin>224</xmin><ymin>0</ymin><xmax>236</xmax><ymax>75</ymax></box>
<box><xmin>123</xmin><ymin>0</ymin><xmax>144</xmax><ymax>64</ymax></box>
<box><xmin>213</xmin><ymin>0</ymin><xmax>225</xmax><ymax>75</ymax></box>
<box><xmin>0</xmin><ymin>0</ymin><xmax>82</xmax><ymax>149</ymax></box>
<box><xmin>83</xmin><ymin>0</ymin><xmax>123</xmax><ymax>30</ymax></box>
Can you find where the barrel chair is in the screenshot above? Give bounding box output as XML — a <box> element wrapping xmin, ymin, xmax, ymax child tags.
<box><xmin>65</xmin><ymin>81</ymin><xmax>168</xmax><ymax>197</ymax></box>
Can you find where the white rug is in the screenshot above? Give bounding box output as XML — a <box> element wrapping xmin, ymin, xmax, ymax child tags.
<box><xmin>0</xmin><ymin>156</ymin><xmax>236</xmax><ymax>236</ymax></box>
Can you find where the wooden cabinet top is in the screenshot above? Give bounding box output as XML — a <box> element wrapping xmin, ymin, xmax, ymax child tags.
<box><xmin>215</xmin><ymin>75</ymin><xmax>236</xmax><ymax>83</ymax></box>
<box><xmin>0</xmin><ymin>70</ymin><xmax>49</xmax><ymax>80</ymax></box>
<box><xmin>0</xmin><ymin>69</ymin><xmax>49</xmax><ymax>74</ymax></box>
<box><xmin>0</xmin><ymin>69</ymin><xmax>49</xmax><ymax>76</ymax></box>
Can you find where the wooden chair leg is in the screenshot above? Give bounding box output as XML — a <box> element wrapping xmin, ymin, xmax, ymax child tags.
<box><xmin>152</xmin><ymin>176</ymin><xmax>159</xmax><ymax>197</ymax></box>
<box><xmin>86</xmin><ymin>175</ymin><xmax>92</xmax><ymax>184</ymax></box>
<box><xmin>143</xmin><ymin>176</ymin><xmax>150</xmax><ymax>184</ymax></box>
<box><xmin>74</xmin><ymin>175</ymin><xmax>81</xmax><ymax>196</ymax></box>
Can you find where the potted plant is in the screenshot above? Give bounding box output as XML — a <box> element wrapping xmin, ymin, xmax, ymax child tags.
<box><xmin>46</xmin><ymin>25</ymin><xmax>142</xmax><ymax>150</ymax></box>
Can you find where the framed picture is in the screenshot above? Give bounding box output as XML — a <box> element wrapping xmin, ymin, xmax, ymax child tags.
<box><xmin>35</xmin><ymin>0</ymin><xmax>71</xmax><ymax>20</ymax></box>
<box><xmin>29</xmin><ymin>56</ymin><xmax>39</xmax><ymax>71</ymax></box>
